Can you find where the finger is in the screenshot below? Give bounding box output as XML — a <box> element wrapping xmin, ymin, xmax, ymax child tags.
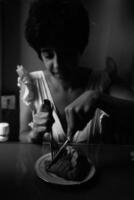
<box><xmin>43</xmin><ymin>132</ymin><xmax>51</xmax><ymax>141</ymax></box>
<box><xmin>34</xmin><ymin>112</ymin><xmax>50</xmax><ymax>118</ymax></box>
<box><xmin>34</xmin><ymin>111</ymin><xmax>54</xmax><ymax>121</ymax></box>
<box><xmin>33</xmin><ymin>118</ymin><xmax>49</xmax><ymax>126</ymax></box>
<box><xmin>33</xmin><ymin>112</ymin><xmax>51</xmax><ymax>125</ymax></box>
<box><xmin>34</xmin><ymin>118</ymin><xmax>54</xmax><ymax>128</ymax></box>
<box><xmin>33</xmin><ymin>126</ymin><xmax>47</xmax><ymax>133</ymax></box>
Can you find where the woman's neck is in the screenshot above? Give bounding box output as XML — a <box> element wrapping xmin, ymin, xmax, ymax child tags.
<box><xmin>44</xmin><ymin>70</ymin><xmax>86</xmax><ymax>132</ymax></box>
<box><xmin>45</xmin><ymin>69</ymin><xmax>85</xmax><ymax>97</ymax></box>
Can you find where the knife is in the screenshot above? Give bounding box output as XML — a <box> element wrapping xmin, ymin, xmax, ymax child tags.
<box><xmin>41</xmin><ymin>99</ymin><xmax>54</xmax><ymax>160</ymax></box>
<box><xmin>48</xmin><ymin>137</ymin><xmax>70</xmax><ymax>168</ymax></box>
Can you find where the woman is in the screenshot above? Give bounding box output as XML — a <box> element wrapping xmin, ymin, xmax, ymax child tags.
<box><xmin>18</xmin><ymin>0</ymin><xmax>134</xmax><ymax>144</ymax></box>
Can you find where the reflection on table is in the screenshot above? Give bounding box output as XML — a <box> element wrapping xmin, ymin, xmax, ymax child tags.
<box><xmin>0</xmin><ymin>142</ymin><xmax>134</xmax><ymax>200</ymax></box>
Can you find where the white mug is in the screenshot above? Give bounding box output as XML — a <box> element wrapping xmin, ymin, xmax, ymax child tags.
<box><xmin>0</xmin><ymin>122</ymin><xmax>10</xmax><ymax>142</ymax></box>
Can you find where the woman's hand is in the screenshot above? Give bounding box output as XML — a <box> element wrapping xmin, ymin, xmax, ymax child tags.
<box><xmin>29</xmin><ymin>109</ymin><xmax>54</xmax><ymax>143</ymax></box>
<box><xmin>65</xmin><ymin>90</ymin><xmax>100</xmax><ymax>140</ymax></box>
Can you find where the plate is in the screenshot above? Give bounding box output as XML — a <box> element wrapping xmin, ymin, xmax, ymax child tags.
<box><xmin>35</xmin><ymin>153</ymin><xmax>96</xmax><ymax>185</ymax></box>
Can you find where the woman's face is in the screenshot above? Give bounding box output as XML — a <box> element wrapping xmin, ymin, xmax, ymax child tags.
<box><xmin>41</xmin><ymin>48</ymin><xmax>59</xmax><ymax>76</ymax></box>
<box><xmin>41</xmin><ymin>47</ymin><xmax>80</xmax><ymax>79</ymax></box>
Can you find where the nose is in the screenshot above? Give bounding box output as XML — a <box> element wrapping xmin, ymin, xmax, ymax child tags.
<box><xmin>52</xmin><ymin>54</ymin><xmax>58</xmax><ymax>72</ymax></box>
<box><xmin>53</xmin><ymin>55</ymin><xmax>58</xmax><ymax>68</ymax></box>
<box><xmin>41</xmin><ymin>50</ymin><xmax>59</xmax><ymax>74</ymax></box>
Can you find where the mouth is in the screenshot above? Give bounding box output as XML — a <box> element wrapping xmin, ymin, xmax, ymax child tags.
<box><xmin>50</xmin><ymin>66</ymin><xmax>73</xmax><ymax>80</ymax></box>
<box><xmin>51</xmin><ymin>69</ymin><xmax>64</xmax><ymax>79</ymax></box>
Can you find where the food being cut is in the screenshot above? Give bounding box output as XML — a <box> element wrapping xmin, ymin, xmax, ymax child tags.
<box><xmin>45</xmin><ymin>146</ymin><xmax>92</xmax><ymax>181</ymax></box>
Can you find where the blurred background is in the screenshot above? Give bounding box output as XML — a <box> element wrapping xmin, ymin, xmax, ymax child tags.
<box><xmin>0</xmin><ymin>0</ymin><xmax>134</xmax><ymax>141</ymax></box>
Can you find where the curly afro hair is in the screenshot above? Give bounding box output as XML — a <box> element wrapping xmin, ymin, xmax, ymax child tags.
<box><xmin>25</xmin><ymin>0</ymin><xmax>90</xmax><ymax>58</ymax></box>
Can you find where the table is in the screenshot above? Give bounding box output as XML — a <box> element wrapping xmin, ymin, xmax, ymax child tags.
<box><xmin>0</xmin><ymin>142</ymin><xmax>134</xmax><ymax>200</ymax></box>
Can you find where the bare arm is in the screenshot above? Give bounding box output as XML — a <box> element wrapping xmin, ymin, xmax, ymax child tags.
<box><xmin>65</xmin><ymin>85</ymin><xmax>134</xmax><ymax>139</ymax></box>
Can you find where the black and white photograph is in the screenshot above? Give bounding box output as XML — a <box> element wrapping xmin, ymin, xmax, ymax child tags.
<box><xmin>0</xmin><ymin>0</ymin><xmax>134</xmax><ymax>199</ymax></box>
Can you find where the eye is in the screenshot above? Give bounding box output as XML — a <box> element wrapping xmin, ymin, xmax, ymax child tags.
<box><xmin>42</xmin><ymin>49</ymin><xmax>55</xmax><ymax>59</ymax></box>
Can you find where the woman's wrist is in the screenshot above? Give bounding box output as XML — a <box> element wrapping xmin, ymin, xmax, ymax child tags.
<box><xmin>29</xmin><ymin>130</ymin><xmax>43</xmax><ymax>144</ymax></box>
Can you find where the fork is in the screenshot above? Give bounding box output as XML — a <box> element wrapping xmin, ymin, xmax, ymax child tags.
<box><xmin>50</xmin><ymin>134</ymin><xmax>59</xmax><ymax>160</ymax></box>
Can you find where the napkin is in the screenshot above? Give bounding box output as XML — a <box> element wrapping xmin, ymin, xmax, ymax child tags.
<box><xmin>16</xmin><ymin>65</ymin><xmax>36</xmax><ymax>112</ymax></box>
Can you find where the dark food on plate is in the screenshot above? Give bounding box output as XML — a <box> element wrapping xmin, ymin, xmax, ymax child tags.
<box><xmin>45</xmin><ymin>146</ymin><xmax>92</xmax><ymax>181</ymax></box>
